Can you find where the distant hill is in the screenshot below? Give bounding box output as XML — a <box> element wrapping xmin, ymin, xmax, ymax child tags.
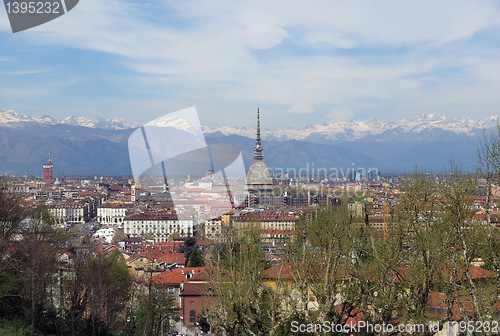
<box><xmin>206</xmin><ymin>135</ymin><xmax>383</xmax><ymax>173</ymax></box>
<box><xmin>0</xmin><ymin>122</ymin><xmax>133</xmax><ymax>176</ymax></box>
<box><xmin>0</xmin><ymin>122</ymin><xmax>381</xmax><ymax>176</ymax></box>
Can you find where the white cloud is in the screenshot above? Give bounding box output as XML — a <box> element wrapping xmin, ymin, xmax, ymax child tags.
<box><xmin>285</xmin><ymin>104</ymin><xmax>314</xmax><ymax>114</ymax></box>
<box><xmin>396</xmin><ymin>79</ymin><xmax>421</xmax><ymax>91</ymax></box>
<box><xmin>167</xmin><ymin>0</ymin><xmax>500</xmax><ymax>45</ymax></box>
<box><xmin>3</xmin><ymin>0</ymin><xmax>500</xmax><ymax>125</ymax></box>
<box><xmin>327</xmin><ymin>108</ymin><xmax>354</xmax><ymax>122</ymax></box>
<box><xmin>2</xmin><ymin>69</ymin><xmax>52</xmax><ymax>76</ymax></box>
<box><xmin>305</xmin><ymin>31</ymin><xmax>357</xmax><ymax>49</ymax></box>
<box><xmin>0</xmin><ymin>86</ymin><xmax>58</xmax><ymax>98</ymax></box>
<box><xmin>32</xmin><ymin>0</ymin><xmax>500</xmax><ymax>65</ymax></box>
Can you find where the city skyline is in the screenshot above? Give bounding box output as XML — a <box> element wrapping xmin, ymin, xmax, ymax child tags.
<box><xmin>1</xmin><ymin>1</ymin><xmax>500</xmax><ymax>129</ymax></box>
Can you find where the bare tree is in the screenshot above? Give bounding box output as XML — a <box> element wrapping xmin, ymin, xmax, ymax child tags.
<box><xmin>290</xmin><ymin>201</ymin><xmax>361</xmax><ymax>327</ymax></box>
<box><xmin>393</xmin><ymin>171</ymin><xmax>455</xmax><ymax>332</ymax></box>
<box><xmin>128</xmin><ymin>280</ymin><xmax>178</xmax><ymax>336</ymax></box>
<box><xmin>12</xmin><ymin>205</ymin><xmax>66</xmax><ymax>333</ymax></box>
<box><xmin>205</xmin><ymin>220</ymin><xmax>293</xmax><ymax>336</ymax></box>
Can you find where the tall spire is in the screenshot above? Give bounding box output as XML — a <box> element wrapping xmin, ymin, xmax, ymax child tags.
<box><xmin>257</xmin><ymin>107</ymin><xmax>260</xmax><ymax>141</ymax></box>
<box><xmin>253</xmin><ymin>107</ymin><xmax>263</xmax><ymax>160</ymax></box>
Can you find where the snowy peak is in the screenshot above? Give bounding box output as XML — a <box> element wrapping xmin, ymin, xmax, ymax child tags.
<box><xmin>201</xmin><ymin>125</ymin><xmax>256</xmax><ymax>138</ymax></box>
<box><xmin>0</xmin><ymin>109</ymin><xmax>140</xmax><ymax>130</ymax></box>
<box><xmin>58</xmin><ymin>116</ymin><xmax>141</xmax><ymax>130</ymax></box>
<box><xmin>1</xmin><ymin>109</ymin><xmax>499</xmax><ymax>142</ymax></box>
<box><xmin>0</xmin><ymin>109</ymin><xmax>37</xmax><ymax>123</ymax></box>
<box><xmin>203</xmin><ymin>113</ymin><xmax>500</xmax><ymax>142</ymax></box>
<box><xmin>416</xmin><ymin>112</ymin><xmax>451</xmax><ymax>122</ymax></box>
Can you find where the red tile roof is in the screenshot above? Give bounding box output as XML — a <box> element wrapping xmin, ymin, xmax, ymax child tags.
<box><xmin>126</xmin><ymin>252</ymin><xmax>186</xmax><ymax>266</ymax></box>
<box><xmin>152</xmin><ymin>267</ymin><xmax>205</xmax><ymax>285</ymax></box>
<box><xmin>196</xmin><ymin>236</ymin><xmax>213</xmax><ymax>246</ymax></box>
<box><xmin>397</xmin><ymin>265</ymin><xmax>494</xmax><ymax>283</ymax></box>
<box><xmin>181</xmin><ymin>282</ymin><xmax>213</xmax><ymax>296</ymax></box>
<box><xmin>426</xmin><ymin>291</ymin><xmax>473</xmax><ymax>320</ymax></box>
<box><xmin>263</xmin><ymin>261</ymin><xmax>348</xmax><ymax>280</ymax></box>
<box><xmin>184</xmin><ymin>267</ymin><xmax>222</xmax><ymax>281</ymax></box>
<box><xmin>262</xmin><ymin>262</ymin><xmax>299</xmax><ymax>280</ymax></box>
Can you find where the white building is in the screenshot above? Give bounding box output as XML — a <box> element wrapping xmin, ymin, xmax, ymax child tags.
<box><xmin>49</xmin><ymin>202</ymin><xmax>88</xmax><ymax>223</ymax></box>
<box><xmin>97</xmin><ymin>202</ymin><xmax>128</xmax><ymax>224</ymax></box>
<box><xmin>124</xmin><ymin>211</ymin><xmax>194</xmax><ymax>243</ymax></box>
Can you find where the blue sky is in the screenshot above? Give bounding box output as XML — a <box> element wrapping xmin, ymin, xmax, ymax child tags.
<box><xmin>1</xmin><ymin>0</ymin><xmax>500</xmax><ymax>128</ymax></box>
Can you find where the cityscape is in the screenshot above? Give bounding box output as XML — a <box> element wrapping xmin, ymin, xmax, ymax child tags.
<box><xmin>2</xmin><ymin>107</ymin><xmax>500</xmax><ymax>335</ymax></box>
<box><xmin>3</xmin><ymin>1</ymin><xmax>500</xmax><ymax>335</ymax></box>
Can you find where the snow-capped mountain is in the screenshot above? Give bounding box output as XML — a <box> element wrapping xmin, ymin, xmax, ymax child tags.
<box><xmin>0</xmin><ymin>109</ymin><xmax>141</xmax><ymax>130</ymax></box>
<box><xmin>0</xmin><ymin>109</ymin><xmax>496</xmax><ymax>174</ymax></box>
<box><xmin>202</xmin><ymin>112</ymin><xmax>500</xmax><ymax>142</ymax></box>
<box><xmin>1</xmin><ymin>108</ymin><xmax>498</xmax><ymax>143</ymax></box>
<box><xmin>0</xmin><ymin>109</ymin><xmax>37</xmax><ymax>124</ymax></box>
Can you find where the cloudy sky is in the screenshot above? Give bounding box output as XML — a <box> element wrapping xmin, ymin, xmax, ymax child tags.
<box><xmin>1</xmin><ymin>0</ymin><xmax>500</xmax><ymax>128</ymax></box>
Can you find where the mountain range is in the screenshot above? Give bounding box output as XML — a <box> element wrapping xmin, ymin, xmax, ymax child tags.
<box><xmin>0</xmin><ymin>109</ymin><xmax>497</xmax><ymax>176</ymax></box>
<box><xmin>203</xmin><ymin>112</ymin><xmax>498</xmax><ymax>143</ymax></box>
<box><xmin>0</xmin><ymin>109</ymin><xmax>141</xmax><ymax>130</ymax></box>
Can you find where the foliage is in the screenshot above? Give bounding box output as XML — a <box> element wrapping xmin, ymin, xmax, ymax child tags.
<box><xmin>168</xmin><ymin>231</ymin><xmax>180</xmax><ymax>241</ymax></box>
<box><xmin>179</xmin><ymin>236</ymin><xmax>197</xmax><ymax>260</ymax></box>
<box><xmin>112</xmin><ymin>231</ymin><xmax>125</xmax><ymax>243</ymax></box>
<box><xmin>188</xmin><ymin>247</ymin><xmax>204</xmax><ymax>267</ymax></box>
<box><xmin>204</xmin><ymin>167</ymin><xmax>500</xmax><ymax>335</ymax></box>
<box><xmin>66</xmin><ymin>250</ymin><xmax>133</xmax><ymax>335</ymax></box>
<box><xmin>0</xmin><ymin>182</ymin><xmax>28</xmax><ymax>308</ymax></box>
<box><xmin>8</xmin><ymin>204</ymin><xmax>68</xmax><ymax>334</ymax></box>
<box><xmin>142</xmin><ymin>232</ymin><xmax>154</xmax><ymax>240</ymax></box>
<box><xmin>0</xmin><ymin>316</ymin><xmax>43</xmax><ymax>336</ymax></box>
<box><xmin>205</xmin><ymin>223</ymin><xmax>294</xmax><ymax>336</ymax></box>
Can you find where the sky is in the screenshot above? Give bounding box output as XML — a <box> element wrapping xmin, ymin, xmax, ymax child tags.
<box><xmin>1</xmin><ymin>0</ymin><xmax>500</xmax><ymax>129</ymax></box>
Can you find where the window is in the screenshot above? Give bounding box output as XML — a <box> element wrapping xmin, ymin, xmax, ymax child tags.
<box><xmin>190</xmin><ymin>310</ymin><xmax>196</xmax><ymax>323</ymax></box>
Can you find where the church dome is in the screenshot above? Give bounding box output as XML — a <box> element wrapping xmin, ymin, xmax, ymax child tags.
<box><xmin>246</xmin><ymin>160</ymin><xmax>272</xmax><ymax>187</ymax></box>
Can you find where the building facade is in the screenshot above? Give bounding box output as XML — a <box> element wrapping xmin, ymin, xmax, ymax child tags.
<box><xmin>49</xmin><ymin>201</ymin><xmax>89</xmax><ymax>223</ymax></box>
<box><xmin>124</xmin><ymin>211</ymin><xmax>194</xmax><ymax>243</ymax></box>
<box><xmin>97</xmin><ymin>202</ymin><xmax>128</xmax><ymax>224</ymax></box>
